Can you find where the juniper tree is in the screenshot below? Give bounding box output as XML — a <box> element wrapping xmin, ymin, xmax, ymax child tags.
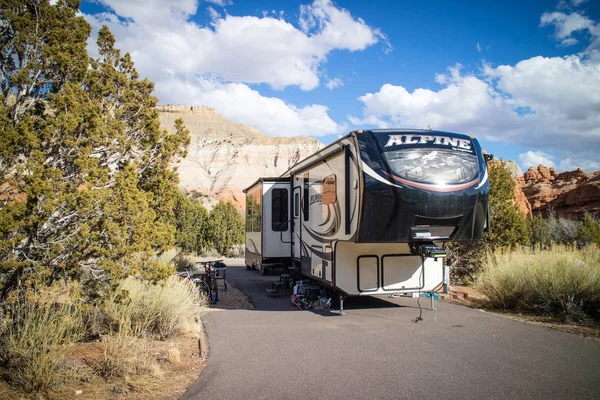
<box><xmin>0</xmin><ymin>0</ymin><xmax>190</xmax><ymax>296</ymax></box>
<box><xmin>487</xmin><ymin>160</ymin><xmax>530</xmax><ymax>247</ymax></box>
<box><xmin>173</xmin><ymin>192</ymin><xmax>210</xmax><ymax>255</ymax></box>
<box><xmin>448</xmin><ymin>160</ymin><xmax>530</xmax><ymax>282</ymax></box>
<box><xmin>208</xmin><ymin>202</ymin><xmax>244</xmax><ymax>257</ymax></box>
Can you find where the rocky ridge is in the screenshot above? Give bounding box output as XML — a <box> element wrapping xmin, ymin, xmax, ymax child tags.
<box><xmin>518</xmin><ymin>165</ymin><xmax>600</xmax><ymax>218</ymax></box>
<box><xmin>158</xmin><ymin>106</ymin><xmax>324</xmax><ymax>208</ymax></box>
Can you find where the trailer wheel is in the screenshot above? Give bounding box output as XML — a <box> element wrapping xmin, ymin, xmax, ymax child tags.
<box><xmin>246</xmin><ymin>264</ymin><xmax>251</xmax><ymax>270</ymax></box>
<box><xmin>251</xmin><ymin>263</ymin><xmax>256</xmax><ymax>271</ymax></box>
<box><xmin>259</xmin><ymin>263</ymin><xmax>267</xmax><ymax>275</ymax></box>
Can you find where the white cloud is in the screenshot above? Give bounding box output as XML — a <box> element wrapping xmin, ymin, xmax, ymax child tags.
<box><xmin>516</xmin><ymin>149</ymin><xmax>600</xmax><ymax>173</ymax></box>
<box><xmin>85</xmin><ymin>0</ymin><xmax>387</xmax><ymax>91</ymax></box>
<box><xmin>155</xmin><ymin>77</ymin><xmax>340</xmax><ymax>137</ymax></box>
<box><xmin>351</xmin><ymin>55</ymin><xmax>600</xmax><ymax>171</ymax></box>
<box><xmin>206</xmin><ymin>0</ymin><xmax>233</xmax><ymax>7</ymax></box>
<box><xmin>476</xmin><ymin>42</ymin><xmax>482</xmax><ymax>52</ymax></box>
<box><xmin>299</xmin><ymin>0</ymin><xmax>390</xmax><ymax>54</ymax></box>
<box><xmin>540</xmin><ymin>11</ymin><xmax>600</xmax><ymax>52</ymax></box>
<box><xmin>82</xmin><ymin>0</ymin><xmax>388</xmax><ymax>139</ymax></box>
<box><xmin>558</xmin><ymin>154</ymin><xmax>600</xmax><ymax>172</ymax></box>
<box><xmin>519</xmin><ymin>151</ymin><xmax>556</xmax><ymax>169</ymax></box>
<box><xmin>207</xmin><ymin>6</ymin><xmax>220</xmax><ymax>21</ymax></box>
<box><xmin>540</xmin><ymin>11</ymin><xmax>594</xmax><ymax>39</ymax></box>
<box><xmin>325</xmin><ymin>77</ymin><xmax>343</xmax><ymax>90</ymax></box>
<box><xmin>560</xmin><ymin>37</ymin><xmax>579</xmax><ymax>46</ymax></box>
<box><xmin>93</xmin><ymin>0</ymin><xmax>198</xmax><ymax>25</ymax></box>
<box><xmin>570</xmin><ymin>0</ymin><xmax>588</xmax><ymax>6</ymax></box>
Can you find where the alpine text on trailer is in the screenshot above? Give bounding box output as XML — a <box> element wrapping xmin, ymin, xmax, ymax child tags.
<box><xmin>243</xmin><ymin>129</ymin><xmax>491</xmax><ymax>308</ymax></box>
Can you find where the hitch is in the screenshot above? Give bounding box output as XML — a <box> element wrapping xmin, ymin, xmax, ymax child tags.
<box><xmin>416</xmin><ymin>243</ymin><xmax>447</xmax><ymax>260</ymax></box>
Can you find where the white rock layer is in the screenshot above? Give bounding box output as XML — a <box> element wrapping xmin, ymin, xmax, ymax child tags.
<box><xmin>158</xmin><ymin>106</ymin><xmax>324</xmax><ymax>208</ymax></box>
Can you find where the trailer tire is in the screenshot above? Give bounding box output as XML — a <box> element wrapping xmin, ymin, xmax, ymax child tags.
<box><xmin>246</xmin><ymin>264</ymin><xmax>251</xmax><ymax>270</ymax></box>
<box><xmin>251</xmin><ymin>263</ymin><xmax>256</xmax><ymax>271</ymax></box>
<box><xmin>259</xmin><ymin>263</ymin><xmax>267</xmax><ymax>275</ymax></box>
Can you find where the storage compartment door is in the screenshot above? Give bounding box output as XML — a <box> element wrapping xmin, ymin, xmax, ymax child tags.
<box><xmin>382</xmin><ymin>255</ymin><xmax>424</xmax><ymax>291</ymax></box>
<box><xmin>357</xmin><ymin>256</ymin><xmax>379</xmax><ymax>292</ymax></box>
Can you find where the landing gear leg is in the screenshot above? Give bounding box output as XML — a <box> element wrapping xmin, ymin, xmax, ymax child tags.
<box><xmin>339</xmin><ymin>293</ymin><xmax>345</xmax><ymax>316</ymax></box>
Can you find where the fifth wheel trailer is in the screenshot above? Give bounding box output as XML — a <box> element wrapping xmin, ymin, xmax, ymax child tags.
<box><xmin>244</xmin><ymin>129</ymin><xmax>490</xmax><ymax>301</ymax></box>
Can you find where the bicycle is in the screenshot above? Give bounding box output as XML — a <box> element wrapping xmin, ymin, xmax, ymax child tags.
<box><xmin>195</xmin><ymin>260</ymin><xmax>227</xmax><ymax>304</ymax></box>
<box><xmin>176</xmin><ymin>265</ymin><xmax>212</xmax><ymax>302</ymax></box>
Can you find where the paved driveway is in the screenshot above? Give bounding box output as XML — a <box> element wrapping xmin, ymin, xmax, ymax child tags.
<box><xmin>181</xmin><ymin>263</ymin><xmax>600</xmax><ymax>400</ymax></box>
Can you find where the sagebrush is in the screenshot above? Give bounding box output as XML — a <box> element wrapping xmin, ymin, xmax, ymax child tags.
<box><xmin>476</xmin><ymin>244</ymin><xmax>600</xmax><ymax>322</ymax></box>
<box><xmin>103</xmin><ymin>277</ymin><xmax>204</xmax><ymax>339</ymax></box>
<box><xmin>0</xmin><ymin>291</ymin><xmax>85</xmax><ymax>393</ymax></box>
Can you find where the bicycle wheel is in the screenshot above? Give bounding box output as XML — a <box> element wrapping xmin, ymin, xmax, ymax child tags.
<box><xmin>196</xmin><ymin>280</ymin><xmax>211</xmax><ymax>300</ymax></box>
<box><xmin>209</xmin><ymin>277</ymin><xmax>219</xmax><ymax>304</ymax></box>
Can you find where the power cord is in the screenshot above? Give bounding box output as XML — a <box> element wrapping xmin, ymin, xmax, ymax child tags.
<box><xmin>413</xmin><ymin>255</ymin><xmax>425</xmax><ymax>323</ymax></box>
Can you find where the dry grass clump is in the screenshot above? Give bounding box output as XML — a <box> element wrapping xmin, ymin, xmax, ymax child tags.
<box><xmin>92</xmin><ymin>334</ymin><xmax>161</xmax><ymax>380</ymax></box>
<box><xmin>0</xmin><ymin>274</ymin><xmax>207</xmax><ymax>395</ymax></box>
<box><xmin>103</xmin><ymin>276</ymin><xmax>205</xmax><ymax>339</ymax></box>
<box><xmin>167</xmin><ymin>346</ymin><xmax>181</xmax><ymax>364</ymax></box>
<box><xmin>476</xmin><ymin>244</ymin><xmax>600</xmax><ymax>322</ymax></box>
<box><xmin>0</xmin><ymin>290</ymin><xmax>85</xmax><ymax>393</ymax></box>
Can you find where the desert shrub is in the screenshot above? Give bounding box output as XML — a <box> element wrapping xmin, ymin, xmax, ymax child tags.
<box><xmin>103</xmin><ymin>277</ymin><xmax>204</xmax><ymax>339</ymax></box>
<box><xmin>199</xmin><ymin>247</ymin><xmax>223</xmax><ymax>257</ymax></box>
<box><xmin>547</xmin><ymin>212</ymin><xmax>581</xmax><ymax>244</ymax></box>
<box><xmin>576</xmin><ymin>214</ymin><xmax>600</xmax><ymax>246</ymax></box>
<box><xmin>531</xmin><ymin>214</ymin><xmax>552</xmax><ymax>247</ymax></box>
<box><xmin>0</xmin><ymin>290</ymin><xmax>85</xmax><ymax>393</ymax></box>
<box><xmin>476</xmin><ymin>244</ymin><xmax>600</xmax><ymax>322</ymax></box>
<box><xmin>446</xmin><ymin>241</ymin><xmax>489</xmax><ymax>284</ymax></box>
<box><xmin>173</xmin><ymin>253</ymin><xmax>195</xmax><ymax>272</ymax></box>
<box><xmin>229</xmin><ymin>244</ymin><xmax>245</xmax><ymax>258</ymax></box>
<box><xmin>92</xmin><ymin>334</ymin><xmax>160</xmax><ymax>380</ymax></box>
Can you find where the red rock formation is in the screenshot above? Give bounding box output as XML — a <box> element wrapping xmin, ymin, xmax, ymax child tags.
<box><xmin>513</xmin><ymin>184</ymin><xmax>532</xmax><ymax>215</ymax></box>
<box><xmin>519</xmin><ymin>165</ymin><xmax>600</xmax><ymax>218</ymax></box>
<box><xmin>492</xmin><ymin>160</ymin><xmax>531</xmax><ymax>215</ymax></box>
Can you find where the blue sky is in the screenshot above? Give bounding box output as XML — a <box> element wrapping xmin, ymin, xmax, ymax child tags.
<box><xmin>81</xmin><ymin>0</ymin><xmax>600</xmax><ymax>172</ymax></box>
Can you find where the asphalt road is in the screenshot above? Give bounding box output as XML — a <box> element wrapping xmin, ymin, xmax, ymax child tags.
<box><xmin>181</xmin><ymin>262</ymin><xmax>600</xmax><ymax>400</ymax></box>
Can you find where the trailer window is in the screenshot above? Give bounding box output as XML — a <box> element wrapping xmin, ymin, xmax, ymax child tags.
<box><xmin>253</xmin><ymin>190</ymin><xmax>262</xmax><ymax>232</ymax></box>
<box><xmin>246</xmin><ymin>194</ymin><xmax>253</xmax><ymax>232</ymax></box>
<box><xmin>383</xmin><ymin>148</ymin><xmax>478</xmax><ymax>184</ymax></box>
<box><xmin>272</xmin><ymin>188</ymin><xmax>288</xmax><ymax>231</ymax></box>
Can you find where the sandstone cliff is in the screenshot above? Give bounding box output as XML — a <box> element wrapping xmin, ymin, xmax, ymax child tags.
<box><xmin>519</xmin><ymin>165</ymin><xmax>600</xmax><ymax>218</ymax></box>
<box><xmin>158</xmin><ymin>106</ymin><xmax>324</xmax><ymax>208</ymax></box>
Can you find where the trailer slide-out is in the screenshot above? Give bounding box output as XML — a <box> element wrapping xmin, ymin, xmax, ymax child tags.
<box><xmin>243</xmin><ymin>129</ymin><xmax>490</xmax><ymax>305</ymax></box>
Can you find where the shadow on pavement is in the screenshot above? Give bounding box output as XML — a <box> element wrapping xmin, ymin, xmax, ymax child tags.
<box><xmin>220</xmin><ymin>262</ymin><xmax>410</xmax><ymax>314</ymax></box>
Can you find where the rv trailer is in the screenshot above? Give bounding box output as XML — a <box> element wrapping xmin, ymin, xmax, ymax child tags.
<box><xmin>244</xmin><ymin>129</ymin><xmax>490</xmax><ymax>302</ymax></box>
<box><xmin>243</xmin><ymin>177</ymin><xmax>292</xmax><ymax>275</ymax></box>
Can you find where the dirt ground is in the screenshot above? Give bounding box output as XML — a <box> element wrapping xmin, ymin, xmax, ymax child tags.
<box><xmin>442</xmin><ymin>286</ymin><xmax>600</xmax><ymax>341</ymax></box>
<box><xmin>0</xmin><ymin>280</ymin><xmax>254</xmax><ymax>400</ymax></box>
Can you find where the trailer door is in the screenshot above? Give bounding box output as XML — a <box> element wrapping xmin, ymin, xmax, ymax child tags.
<box><xmin>292</xmin><ymin>185</ymin><xmax>301</xmax><ymax>261</ymax></box>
